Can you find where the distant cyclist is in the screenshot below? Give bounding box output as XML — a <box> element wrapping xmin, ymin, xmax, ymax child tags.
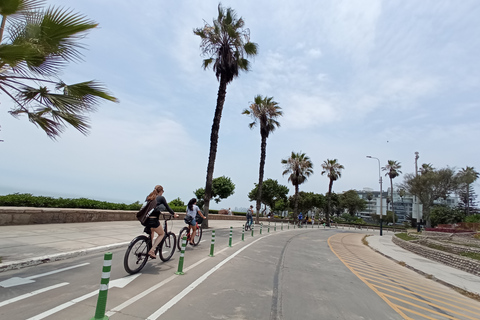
<box><xmin>246</xmin><ymin>205</ymin><xmax>254</xmax><ymax>228</ymax></box>
<box><xmin>185</xmin><ymin>198</ymin><xmax>206</xmax><ymax>245</ymax></box>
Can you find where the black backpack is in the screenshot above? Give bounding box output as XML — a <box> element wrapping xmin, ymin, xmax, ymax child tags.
<box><xmin>136</xmin><ymin>199</ymin><xmax>157</xmax><ymax>226</ymax></box>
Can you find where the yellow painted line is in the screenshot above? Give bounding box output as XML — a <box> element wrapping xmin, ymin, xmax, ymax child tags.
<box><xmin>364</xmin><ymin>276</ymin><xmax>480</xmax><ymax>312</ymax></box>
<box><xmin>396</xmin><ymin>305</ymin><xmax>445</xmax><ymax>320</ymax></box>
<box><xmin>328</xmin><ymin>235</ymin><xmax>413</xmax><ymax>320</ymax></box>
<box><xmin>374</xmin><ymin>284</ymin><xmax>480</xmax><ymax>319</ymax></box>
<box><xmin>384</xmin><ymin>293</ymin><xmax>463</xmax><ymax>320</ymax></box>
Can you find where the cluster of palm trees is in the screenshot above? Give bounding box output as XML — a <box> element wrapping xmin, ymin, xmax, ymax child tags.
<box><xmin>281</xmin><ymin>155</ymin><xmax>345</xmax><ymax>226</ymax></box>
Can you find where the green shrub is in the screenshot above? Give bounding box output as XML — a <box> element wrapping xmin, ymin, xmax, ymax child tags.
<box><xmin>0</xmin><ymin>193</ymin><xmax>142</xmax><ymax>210</ymax></box>
<box><xmin>465</xmin><ymin>214</ymin><xmax>480</xmax><ymax>223</ymax></box>
<box><xmin>395</xmin><ymin>233</ymin><xmax>417</xmax><ymax>241</ymax></box>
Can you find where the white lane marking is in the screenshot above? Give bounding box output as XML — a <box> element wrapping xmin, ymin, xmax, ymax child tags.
<box><xmin>0</xmin><ymin>283</ymin><xmax>69</xmax><ymax>308</ymax></box>
<box><xmin>27</xmin><ymin>291</ymin><xmax>97</xmax><ymax>320</ymax></box>
<box><xmin>105</xmin><ymin>257</ymin><xmax>210</xmax><ymax>317</ymax></box>
<box><xmin>105</xmin><ymin>239</ymin><xmax>247</xmax><ymax>317</ymax></box>
<box><xmin>26</xmin><ymin>274</ymin><xmax>140</xmax><ymax>320</ymax></box>
<box><xmin>0</xmin><ymin>263</ymin><xmax>90</xmax><ymax>288</ymax></box>
<box><xmin>28</xmin><ymin>263</ymin><xmax>90</xmax><ymax>280</ymax></box>
<box><xmin>147</xmin><ymin>235</ymin><xmax>270</xmax><ymax>319</ymax></box>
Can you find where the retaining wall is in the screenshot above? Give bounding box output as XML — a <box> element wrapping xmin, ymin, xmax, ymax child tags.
<box><xmin>0</xmin><ymin>207</ymin><xmax>283</xmax><ymax>226</ymax></box>
<box><xmin>392</xmin><ymin>236</ymin><xmax>480</xmax><ymax>276</ymax></box>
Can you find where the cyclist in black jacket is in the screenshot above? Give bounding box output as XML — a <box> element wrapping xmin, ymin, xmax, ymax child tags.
<box><xmin>145</xmin><ymin>185</ymin><xmax>178</xmax><ymax>259</ymax></box>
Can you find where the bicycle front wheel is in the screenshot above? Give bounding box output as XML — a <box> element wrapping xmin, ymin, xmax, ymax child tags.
<box><xmin>124</xmin><ymin>236</ymin><xmax>150</xmax><ymax>274</ymax></box>
<box><xmin>158</xmin><ymin>232</ymin><xmax>176</xmax><ymax>262</ymax></box>
<box><xmin>192</xmin><ymin>226</ymin><xmax>203</xmax><ymax>245</ymax></box>
<box><xmin>177</xmin><ymin>227</ymin><xmax>189</xmax><ymax>251</ymax></box>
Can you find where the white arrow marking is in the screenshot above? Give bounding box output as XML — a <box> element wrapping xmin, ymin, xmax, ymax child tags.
<box><xmin>0</xmin><ymin>263</ymin><xmax>90</xmax><ymax>288</ymax></box>
<box><xmin>26</xmin><ymin>274</ymin><xmax>140</xmax><ymax>320</ymax></box>
<box><xmin>0</xmin><ymin>282</ymin><xmax>69</xmax><ymax>308</ymax></box>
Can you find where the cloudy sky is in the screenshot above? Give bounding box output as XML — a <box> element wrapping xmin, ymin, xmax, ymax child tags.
<box><xmin>1</xmin><ymin>0</ymin><xmax>479</xmax><ymax>211</ymax></box>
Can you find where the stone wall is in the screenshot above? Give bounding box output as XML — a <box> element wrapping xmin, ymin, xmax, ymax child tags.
<box><xmin>416</xmin><ymin>238</ymin><xmax>480</xmax><ymax>255</ymax></box>
<box><xmin>0</xmin><ymin>207</ymin><xmax>280</xmax><ymax>225</ymax></box>
<box><xmin>392</xmin><ymin>236</ymin><xmax>480</xmax><ymax>276</ymax></box>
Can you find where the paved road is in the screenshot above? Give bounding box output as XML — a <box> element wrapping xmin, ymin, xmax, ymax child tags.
<box><xmin>1</xmin><ymin>228</ymin><xmax>480</xmax><ymax>320</ymax></box>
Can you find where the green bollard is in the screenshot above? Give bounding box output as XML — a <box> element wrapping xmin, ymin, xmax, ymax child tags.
<box><xmin>260</xmin><ymin>223</ymin><xmax>263</xmax><ymax>235</ymax></box>
<box><xmin>90</xmin><ymin>252</ymin><xmax>113</xmax><ymax>320</ymax></box>
<box><xmin>281</xmin><ymin>222</ymin><xmax>283</xmax><ymax>231</ymax></box>
<box><xmin>229</xmin><ymin>226</ymin><xmax>233</xmax><ymax>247</ymax></box>
<box><xmin>288</xmin><ymin>222</ymin><xmax>289</xmax><ymax>230</ymax></box>
<box><xmin>175</xmin><ymin>236</ymin><xmax>187</xmax><ymax>275</ymax></box>
<box><xmin>242</xmin><ymin>225</ymin><xmax>245</xmax><ymax>241</ymax></box>
<box><xmin>251</xmin><ymin>222</ymin><xmax>254</xmax><ymax>237</ymax></box>
<box><xmin>274</xmin><ymin>222</ymin><xmax>276</xmax><ymax>231</ymax></box>
<box><xmin>209</xmin><ymin>230</ymin><xmax>215</xmax><ymax>257</ymax></box>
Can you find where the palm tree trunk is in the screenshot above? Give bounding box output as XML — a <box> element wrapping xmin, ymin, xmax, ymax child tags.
<box><xmin>294</xmin><ymin>183</ymin><xmax>299</xmax><ymax>220</ymax></box>
<box><xmin>327</xmin><ymin>179</ymin><xmax>333</xmax><ymax>226</ymax></box>
<box><xmin>203</xmin><ymin>76</ymin><xmax>228</xmax><ymax>228</ymax></box>
<box><xmin>255</xmin><ymin>134</ymin><xmax>267</xmax><ymax>224</ymax></box>
<box><xmin>467</xmin><ymin>183</ymin><xmax>470</xmax><ymax>215</ymax></box>
<box><xmin>390</xmin><ymin>177</ymin><xmax>395</xmax><ymax>222</ymax></box>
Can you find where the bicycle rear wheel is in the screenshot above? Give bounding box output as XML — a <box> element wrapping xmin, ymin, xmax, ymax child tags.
<box><xmin>192</xmin><ymin>226</ymin><xmax>202</xmax><ymax>245</ymax></box>
<box><xmin>124</xmin><ymin>236</ymin><xmax>150</xmax><ymax>274</ymax></box>
<box><xmin>158</xmin><ymin>232</ymin><xmax>176</xmax><ymax>261</ymax></box>
<box><xmin>177</xmin><ymin>227</ymin><xmax>189</xmax><ymax>251</ymax></box>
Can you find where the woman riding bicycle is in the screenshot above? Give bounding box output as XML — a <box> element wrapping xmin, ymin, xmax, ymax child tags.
<box><xmin>185</xmin><ymin>198</ymin><xmax>206</xmax><ymax>245</ymax></box>
<box><xmin>145</xmin><ymin>185</ymin><xmax>178</xmax><ymax>259</ymax></box>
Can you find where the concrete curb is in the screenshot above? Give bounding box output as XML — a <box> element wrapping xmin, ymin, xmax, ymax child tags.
<box><xmin>0</xmin><ymin>242</ymin><xmax>129</xmax><ymax>273</ymax></box>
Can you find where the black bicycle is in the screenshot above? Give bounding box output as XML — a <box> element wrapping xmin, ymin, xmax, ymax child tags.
<box><xmin>124</xmin><ymin>213</ymin><xmax>177</xmax><ymax>274</ymax></box>
<box><xmin>177</xmin><ymin>218</ymin><xmax>203</xmax><ymax>251</ymax></box>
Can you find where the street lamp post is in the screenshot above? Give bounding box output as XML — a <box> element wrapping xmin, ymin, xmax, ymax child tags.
<box><xmin>367</xmin><ymin>156</ymin><xmax>383</xmax><ymax>236</ymax></box>
<box><xmin>415</xmin><ymin>151</ymin><xmax>421</xmax><ymax>232</ymax></box>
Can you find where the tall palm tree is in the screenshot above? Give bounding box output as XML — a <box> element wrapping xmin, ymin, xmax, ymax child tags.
<box><xmin>194</xmin><ymin>4</ymin><xmax>257</xmax><ymax>226</ymax></box>
<box><xmin>243</xmin><ymin>95</ymin><xmax>282</xmax><ymax>224</ymax></box>
<box><xmin>0</xmin><ymin>0</ymin><xmax>118</xmax><ymax>139</ymax></box>
<box><xmin>281</xmin><ymin>152</ymin><xmax>313</xmax><ymax>221</ymax></box>
<box><xmin>321</xmin><ymin>159</ymin><xmax>344</xmax><ymax>226</ymax></box>
<box><xmin>457</xmin><ymin>166</ymin><xmax>479</xmax><ymax>215</ymax></box>
<box><xmin>382</xmin><ymin>160</ymin><xmax>402</xmax><ymax>219</ymax></box>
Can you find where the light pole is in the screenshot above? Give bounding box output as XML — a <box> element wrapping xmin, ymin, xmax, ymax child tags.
<box><xmin>415</xmin><ymin>151</ymin><xmax>421</xmax><ymax>232</ymax></box>
<box><xmin>367</xmin><ymin>156</ymin><xmax>383</xmax><ymax>236</ymax></box>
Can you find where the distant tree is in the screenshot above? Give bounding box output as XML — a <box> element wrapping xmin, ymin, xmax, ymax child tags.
<box><xmin>339</xmin><ymin>190</ymin><xmax>367</xmax><ymax>216</ymax></box>
<box><xmin>401</xmin><ymin>166</ymin><xmax>458</xmax><ymax>227</ymax></box>
<box><xmin>243</xmin><ymin>95</ymin><xmax>282</xmax><ymax>223</ymax></box>
<box><xmin>194</xmin><ymin>176</ymin><xmax>235</xmax><ymax>210</ymax></box>
<box><xmin>382</xmin><ymin>160</ymin><xmax>402</xmax><ymax>218</ymax></box>
<box><xmin>0</xmin><ymin>0</ymin><xmax>117</xmax><ymax>138</ymax></box>
<box><xmin>385</xmin><ymin>211</ymin><xmax>396</xmax><ymax>224</ymax></box>
<box><xmin>194</xmin><ymin>4</ymin><xmax>258</xmax><ymax>227</ymax></box>
<box><xmin>430</xmin><ymin>205</ymin><xmax>465</xmax><ymax>227</ymax></box>
<box><xmin>457</xmin><ymin>184</ymin><xmax>479</xmax><ymax>216</ymax></box>
<box><xmin>248</xmin><ymin>179</ymin><xmax>289</xmax><ymax>215</ymax></box>
<box><xmin>281</xmin><ymin>152</ymin><xmax>314</xmax><ymax>221</ymax></box>
<box><xmin>290</xmin><ymin>191</ymin><xmax>325</xmax><ymax>216</ymax></box>
<box><xmin>456</xmin><ymin>166</ymin><xmax>479</xmax><ymax>215</ymax></box>
<box><xmin>168</xmin><ymin>197</ymin><xmax>184</xmax><ymax>207</ymax></box>
<box><xmin>419</xmin><ymin>163</ymin><xmax>434</xmax><ymax>175</ymax></box>
<box><xmin>321</xmin><ymin>159</ymin><xmax>344</xmax><ymax>226</ymax></box>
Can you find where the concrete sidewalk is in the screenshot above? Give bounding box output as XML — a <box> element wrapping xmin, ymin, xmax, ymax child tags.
<box><xmin>367</xmin><ymin>234</ymin><xmax>480</xmax><ymax>297</ymax></box>
<box><xmin>0</xmin><ymin>219</ymin><xmax>247</xmax><ymax>272</ymax></box>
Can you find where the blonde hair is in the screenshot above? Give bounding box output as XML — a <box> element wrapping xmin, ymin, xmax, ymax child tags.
<box><xmin>146</xmin><ymin>185</ymin><xmax>163</xmax><ymax>201</ymax></box>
